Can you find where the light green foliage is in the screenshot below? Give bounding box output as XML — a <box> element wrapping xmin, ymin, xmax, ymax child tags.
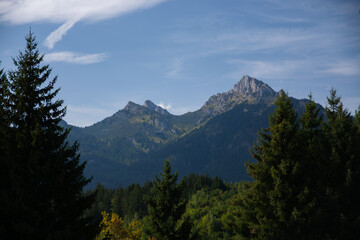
<box><xmin>184</xmin><ymin>183</ymin><xmax>249</xmax><ymax>240</ymax></box>
<box><xmin>97</xmin><ymin>211</ymin><xmax>142</xmax><ymax>240</ymax></box>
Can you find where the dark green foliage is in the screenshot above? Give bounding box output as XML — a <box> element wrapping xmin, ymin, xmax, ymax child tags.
<box><xmin>321</xmin><ymin>89</ymin><xmax>360</xmax><ymax>239</ymax></box>
<box><xmin>151</xmin><ymin>102</ymin><xmax>275</xmax><ymax>184</ymax></box>
<box><xmin>181</xmin><ymin>173</ymin><xmax>228</xmax><ymax>199</ymax></box>
<box><xmin>87</xmin><ymin>174</ymin><xmax>228</xmax><ymax>226</ymax></box>
<box><xmin>144</xmin><ymin>159</ymin><xmax>191</xmax><ymax>240</ymax></box>
<box><xmin>239</xmin><ymin>90</ymin><xmax>360</xmax><ymax>239</ymax></box>
<box><xmin>0</xmin><ymin>32</ymin><xmax>95</xmax><ymax>239</ymax></box>
<box><xmin>242</xmin><ymin>91</ymin><xmax>306</xmax><ymax>239</ymax></box>
<box><xmin>297</xmin><ymin>94</ymin><xmax>328</xmax><ymax>238</ymax></box>
<box><xmin>0</xmin><ymin>63</ymin><xmax>13</xmax><ymax>236</ymax></box>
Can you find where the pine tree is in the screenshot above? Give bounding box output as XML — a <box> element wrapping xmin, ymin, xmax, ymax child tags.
<box><xmin>298</xmin><ymin>94</ymin><xmax>330</xmax><ymax>238</ymax></box>
<box><xmin>0</xmin><ymin>63</ymin><xmax>14</xmax><ymax>236</ymax></box>
<box><xmin>144</xmin><ymin>159</ymin><xmax>191</xmax><ymax>240</ymax></box>
<box><xmin>322</xmin><ymin>90</ymin><xmax>360</xmax><ymax>239</ymax></box>
<box><xmin>243</xmin><ymin>91</ymin><xmax>308</xmax><ymax>239</ymax></box>
<box><xmin>1</xmin><ymin>31</ymin><xmax>96</xmax><ymax>239</ymax></box>
<box><xmin>240</xmin><ymin>90</ymin><xmax>360</xmax><ymax>239</ymax></box>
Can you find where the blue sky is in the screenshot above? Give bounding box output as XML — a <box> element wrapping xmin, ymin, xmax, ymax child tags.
<box><xmin>0</xmin><ymin>0</ymin><xmax>359</xmax><ymax>127</ymax></box>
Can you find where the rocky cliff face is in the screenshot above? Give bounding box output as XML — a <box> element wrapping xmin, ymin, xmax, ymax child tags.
<box><xmin>202</xmin><ymin>75</ymin><xmax>276</xmax><ymax>116</ymax></box>
<box><xmin>143</xmin><ymin>100</ymin><xmax>170</xmax><ymax>115</ymax></box>
<box><xmin>231</xmin><ymin>75</ymin><xmax>276</xmax><ymax>99</ymax></box>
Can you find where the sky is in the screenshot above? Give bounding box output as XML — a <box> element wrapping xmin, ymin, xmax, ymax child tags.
<box><xmin>0</xmin><ymin>0</ymin><xmax>359</xmax><ymax>127</ymax></box>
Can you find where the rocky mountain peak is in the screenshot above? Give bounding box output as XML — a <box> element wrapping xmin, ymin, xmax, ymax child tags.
<box><xmin>143</xmin><ymin>100</ymin><xmax>157</xmax><ymax>110</ymax></box>
<box><xmin>231</xmin><ymin>75</ymin><xmax>276</xmax><ymax>98</ymax></box>
<box><xmin>123</xmin><ymin>101</ymin><xmax>142</xmax><ymax>113</ymax></box>
<box><xmin>202</xmin><ymin>75</ymin><xmax>277</xmax><ymax>117</ymax></box>
<box><xmin>143</xmin><ymin>100</ymin><xmax>170</xmax><ymax>115</ymax></box>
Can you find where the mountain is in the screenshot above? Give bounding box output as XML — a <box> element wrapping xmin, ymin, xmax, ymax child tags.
<box><xmin>66</xmin><ymin>76</ymin><xmax>317</xmax><ymax>188</ymax></box>
<box><xmin>201</xmin><ymin>75</ymin><xmax>276</xmax><ymax>116</ymax></box>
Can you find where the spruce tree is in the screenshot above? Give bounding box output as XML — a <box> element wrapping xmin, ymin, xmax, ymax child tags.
<box><xmin>240</xmin><ymin>90</ymin><xmax>360</xmax><ymax>239</ymax></box>
<box><xmin>1</xmin><ymin>31</ymin><xmax>95</xmax><ymax>239</ymax></box>
<box><xmin>322</xmin><ymin>90</ymin><xmax>360</xmax><ymax>239</ymax></box>
<box><xmin>144</xmin><ymin>159</ymin><xmax>191</xmax><ymax>240</ymax></box>
<box><xmin>298</xmin><ymin>94</ymin><xmax>330</xmax><ymax>238</ymax></box>
<box><xmin>0</xmin><ymin>63</ymin><xmax>14</xmax><ymax>236</ymax></box>
<box><xmin>243</xmin><ymin>91</ymin><xmax>308</xmax><ymax>239</ymax></box>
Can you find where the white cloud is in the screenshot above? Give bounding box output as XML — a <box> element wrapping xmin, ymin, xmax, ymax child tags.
<box><xmin>155</xmin><ymin>101</ymin><xmax>196</xmax><ymax>115</ymax></box>
<box><xmin>0</xmin><ymin>0</ymin><xmax>167</xmax><ymax>48</ymax></box>
<box><xmin>44</xmin><ymin>52</ymin><xmax>107</xmax><ymax>64</ymax></box>
<box><xmin>156</xmin><ymin>102</ymin><xmax>196</xmax><ymax>115</ymax></box>
<box><xmin>44</xmin><ymin>18</ymin><xmax>79</xmax><ymax>49</ymax></box>
<box><xmin>157</xmin><ymin>102</ymin><xmax>172</xmax><ymax>110</ymax></box>
<box><xmin>44</xmin><ymin>51</ymin><xmax>108</xmax><ymax>64</ymax></box>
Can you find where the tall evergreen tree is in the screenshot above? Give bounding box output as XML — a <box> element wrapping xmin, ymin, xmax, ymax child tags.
<box><xmin>298</xmin><ymin>94</ymin><xmax>330</xmax><ymax>238</ymax></box>
<box><xmin>1</xmin><ymin>31</ymin><xmax>96</xmax><ymax>239</ymax></box>
<box><xmin>242</xmin><ymin>91</ymin><xmax>311</xmax><ymax>239</ymax></box>
<box><xmin>322</xmin><ymin>90</ymin><xmax>360</xmax><ymax>239</ymax></box>
<box><xmin>240</xmin><ymin>90</ymin><xmax>360</xmax><ymax>239</ymax></box>
<box><xmin>144</xmin><ymin>159</ymin><xmax>191</xmax><ymax>240</ymax></box>
<box><xmin>0</xmin><ymin>63</ymin><xmax>14</xmax><ymax>236</ymax></box>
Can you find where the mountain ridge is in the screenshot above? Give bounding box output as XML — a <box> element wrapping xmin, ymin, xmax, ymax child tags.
<box><xmin>65</xmin><ymin>76</ymin><xmax>319</xmax><ymax>187</ymax></box>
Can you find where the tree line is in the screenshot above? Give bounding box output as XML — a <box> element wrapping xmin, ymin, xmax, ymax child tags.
<box><xmin>1</xmin><ymin>32</ymin><xmax>359</xmax><ymax>239</ymax></box>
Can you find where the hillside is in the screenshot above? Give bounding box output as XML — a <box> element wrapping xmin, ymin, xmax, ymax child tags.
<box><xmin>66</xmin><ymin>76</ymin><xmax>317</xmax><ymax>187</ymax></box>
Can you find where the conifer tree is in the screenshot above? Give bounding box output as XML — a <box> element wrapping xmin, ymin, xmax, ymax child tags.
<box><xmin>240</xmin><ymin>90</ymin><xmax>360</xmax><ymax>239</ymax></box>
<box><xmin>298</xmin><ymin>94</ymin><xmax>329</xmax><ymax>238</ymax></box>
<box><xmin>243</xmin><ymin>91</ymin><xmax>307</xmax><ymax>239</ymax></box>
<box><xmin>145</xmin><ymin>159</ymin><xmax>191</xmax><ymax>240</ymax></box>
<box><xmin>322</xmin><ymin>90</ymin><xmax>360</xmax><ymax>239</ymax></box>
<box><xmin>0</xmin><ymin>63</ymin><xmax>14</xmax><ymax>236</ymax></box>
<box><xmin>1</xmin><ymin>31</ymin><xmax>95</xmax><ymax>239</ymax></box>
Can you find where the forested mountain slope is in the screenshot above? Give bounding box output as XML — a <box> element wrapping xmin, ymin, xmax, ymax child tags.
<box><xmin>66</xmin><ymin>76</ymin><xmax>318</xmax><ymax>187</ymax></box>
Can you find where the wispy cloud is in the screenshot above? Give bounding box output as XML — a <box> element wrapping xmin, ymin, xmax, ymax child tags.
<box><xmin>0</xmin><ymin>0</ymin><xmax>167</xmax><ymax>48</ymax></box>
<box><xmin>226</xmin><ymin>59</ymin><xmax>310</xmax><ymax>79</ymax></box>
<box><xmin>44</xmin><ymin>18</ymin><xmax>79</xmax><ymax>49</ymax></box>
<box><xmin>169</xmin><ymin>27</ymin><xmax>321</xmax><ymax>60</ymax></box>
<box><xmin>320</xmin><ymin>60</ymin><xmax>360</xmax><ymax>76</ymax></box>
<box><xmin>166</xmin><ymin>58</ymin><xmax>183</xmax><ymax>78</ymax></box>
<box><xmin>226</xmin><ymin>57</ymin><xmax>360</xmax><ymax>84</ymax></box>
<box><xmin>44</xmin><ymin>51</ymin><xmax>108</xmax><ymax>64</ymax></box>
